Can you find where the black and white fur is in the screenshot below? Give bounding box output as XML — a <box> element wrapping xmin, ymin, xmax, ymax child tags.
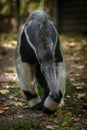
<box><xmin>15</xmin><ymin>10</ymin><xmax>66</xmax><ymax>114</ymax></box>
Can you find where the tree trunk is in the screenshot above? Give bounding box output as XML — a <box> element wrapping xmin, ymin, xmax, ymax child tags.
<box><xmin>8</xmin><ymin>0</ymin><xmax>20</xmax><ymax>32</ymax></box>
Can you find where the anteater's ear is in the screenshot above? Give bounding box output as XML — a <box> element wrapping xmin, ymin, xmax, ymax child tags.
<box><xmin>55</xmin><ymin>37</ymin><xmax>63</xmax><ymax>62</ymax></box>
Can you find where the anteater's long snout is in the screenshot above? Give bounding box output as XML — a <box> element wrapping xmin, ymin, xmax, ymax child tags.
<box><xmin>41</xmin><ymin>63</ymin><xmax>62</xmax><ymax>103</ymax></box>
<box><xmin>41</xmin><ymin>62</ymin><xmax>62</xmax><ymax>114</ymax></box>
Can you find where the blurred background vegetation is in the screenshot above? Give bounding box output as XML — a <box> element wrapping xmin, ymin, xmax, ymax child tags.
<box><xmin>0</xmin><ymin>0</ymin><xmax>57</xmax><ymax>33</ymax></box>
<box><xmin>0</xmin><ymin>0</ymin><xmax>87</xmax><ymax>35</ymax></box>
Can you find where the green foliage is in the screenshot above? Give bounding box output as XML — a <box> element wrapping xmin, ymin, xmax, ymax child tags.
<box><xmin>20</xmin><ymin>0</ymin><xmax>28</xmax><ymax>15</ymax></box>
<box><xmin>1</xmin><ymin>119</ymin><xmax>42</xmax><ymax>130</ymax></box>
<box><xmin>1</xmin><ymin>0</ymin><xmax>7</xmax><ymax>3</ymax></box>
<box><xmin>0</xmin><ymin>33</ymin><xmax>17</xmax><ymax>45</ymax></box>
<box><xmin>13</xmin><ymin>87</ymin><xmax>21</xmax><ymax>97</ymax></box>
<box><xmin>66</xmin><ymin>78</ymin><xmax>77</xmax><ymax>95</ymax></box>
<box><xmin>39</xmin><ymin>0</ymin><xmax>45</xmax><ymax>10</ymax></box>
<box><xmin>37</xmin><ymin>84</ymin><xmax>43</xmax><ymax>98</ymax></box>
<box><xmin>0</xmin><ymin>0</ymin><xmax>10</xmax><ymax>15</ymax></box>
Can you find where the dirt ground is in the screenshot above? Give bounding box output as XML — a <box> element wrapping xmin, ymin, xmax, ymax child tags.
<box><xmin>0</xmin><ymin>34</ymin><xmax>87</xmax><ymax>130</ymax></box>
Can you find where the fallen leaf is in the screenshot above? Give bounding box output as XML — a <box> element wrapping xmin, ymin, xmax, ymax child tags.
<box><xmin>0</xmin><ymin>89</ymin><xmax>9</xmax><ymax>94</ymax></box>
<box><xmin>76</xmin><ymin>65</ymin><xmax>84</xmax><ymax>69</ymax></box>
<box><xmin>67</xmin><ymin>42</ymin><xmax>76</xmax><ymax>48</ymax></box>
<box><xmin>76</xmin><ymin>86</ymin><xmax>84</xmax><ymax>90</ymax></box>
<box><xmin>46</xmin><ymin>125</ymin><xmax>54</xmax><ymax>130</ymax></box>
<box><xmin>0</xmin><ymin>110</ymin><xmax>4</xmax><ymax>114</ymax></box>
<box><xmin>77</xmin><ymin>93</ymin><xmax>86</xmax><ymax>99</ymax></box>
<box><xmin>62</xmin><ymin>122</ymin><xmax>68</xmax><ymax>127</ymax></box>
<box><xmin>0</xmin><ymin>105</ymin><xmax>9</xmax><ymax>114</ymax></box>
<box><xmin>11</xmin><ymin>40</ymin><xmax>17</xmax><ymax>45</ymax></box>
<box><xmin>14</xmin><ymin>102</ymin><xmax>24</xmax><ymax>107</ymax></box>
<box><xmin>17</xmin><ymin>115</ymin><xmax>23</xmax><ymax>118</ymax></box>
<box><xmin>66</xmin><ymin>95</ymin><xmax>71</xmax><ymax>98</ymax></box>
<box><xmin>71</xmin><ymin>116</ymin><xmax>80</xmax><ymax>122</ymax></box>
<box><xmin>67</xmin><ymin>112</ymin><xmax>72</xmax><ymax>116</ymax></box>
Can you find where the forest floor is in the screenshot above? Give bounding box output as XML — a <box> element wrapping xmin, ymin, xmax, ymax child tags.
<box><xmin>0</xmin><ymin>33</ymin><xmax>87</xmax><ymax>130</ymax></box>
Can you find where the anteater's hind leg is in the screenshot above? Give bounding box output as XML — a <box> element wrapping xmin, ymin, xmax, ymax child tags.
<box><xmin>15</xmin><ymin>25</ymin><xmax>41</xmax><ymax>108</ymax></box>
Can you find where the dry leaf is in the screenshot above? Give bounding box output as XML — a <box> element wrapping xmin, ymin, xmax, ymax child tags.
<box><xmin>68</xmin><ymin>42</ymin><xmax>76</xmax><ymax>47</ymax></box>
<box><xmin>46</xmin><ymin>125</ymin><xmax>54</xmax><ymax>130</ymax></box>
<box><xmin>0</xmin><ymin>105</ymin><xmax>9</xmax><ymax>114</ymax></box>
<box><xmin>71</xmin><ymin>116</ymin><xmax>80</xmax><ymax>122</ymax></box>
<box><xmin>17</xmin><ymin>115</ymin><xmax>23</xmax><ymax>118</ymax></box>
<box><xmin>62</xmin><ymin>122</ymin><xmax>68</xmax><ymax>127</ymax></box>
<box><xmin>77</xmin><ymin>65</ymin><xmax>84</xmax><ymax>70</ymax></box>
<box><xmin>0</xmin><ymin>89</ymin><xmax>9</xmax><ymax>94</ymax></box>
<box><xmin>11</xmin><ymin>40</ymin><xmax>17</xmax><ymax>45</ymax></box>
<box><xmin>77</xmin><ymin>93</ymin><xmax>86</xmax><ymax>99</ymax></box>
<box><xmin>14</xmin><ymin>102</ymin><xmax>24</xmax><ymax>107</ymax></box>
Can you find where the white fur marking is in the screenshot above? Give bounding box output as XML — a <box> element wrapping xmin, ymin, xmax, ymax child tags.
<box><xmin>44</xmin><ymin>96</ymin><xmax>58</xmax><ymax>111</ymax></box>
<box><xmin>24</xmin><ymin>24</ymin><xmax>37</xmax><ymax>56</ymax></box>
<box><xmin>28</xmin><ymin>96</ymin><xmax>41</xmax><ymax>107</ymax></box>
<box><xmin>59</xmin><ymin>98</ymin><xmax>65</xmax><ymax>107</ymax></box>
<box><xmin>49</xmin><ymin>20</ymin><xmax>58</xmax><ymax>48</ymax></box>
<box><xmin>57</xmin><ymin>62</ymin><xmax>66</xmax><ymax>96</ymax></box>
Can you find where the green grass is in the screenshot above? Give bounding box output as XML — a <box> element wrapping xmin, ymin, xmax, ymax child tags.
<box><xmin>37</xmin><ymin>84</ymin><xmax>43</xmax><ymax>98</ymax></box>
<box><xmin>55</xmin><ymin>108</ymin><xmax>73</xmax><ymax>129</ymax></box>
<box><xmin>1</xmin><ymin>119</ymin><xmax>42</xmax><ymax>130</ymax></box>
<box><xmin>13</xmin><ymin>87</ymin><xmax>21</xmax><ymax>97</ymax></box>
<box><xmin>66</xmin><ymin>78</ymin><xmax>77</xmax><ymax>95</ymax></box>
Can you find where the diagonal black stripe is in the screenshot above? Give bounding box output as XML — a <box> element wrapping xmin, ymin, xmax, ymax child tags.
<box><xmin>23</xmin><ymin>90</ymin><xmax>37</xmax><ymax>100</ymax></box>
<box><xmin>49</xmin><ymin>91</ymin><xmax>63</xmax><ymax>103</ymax></box>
